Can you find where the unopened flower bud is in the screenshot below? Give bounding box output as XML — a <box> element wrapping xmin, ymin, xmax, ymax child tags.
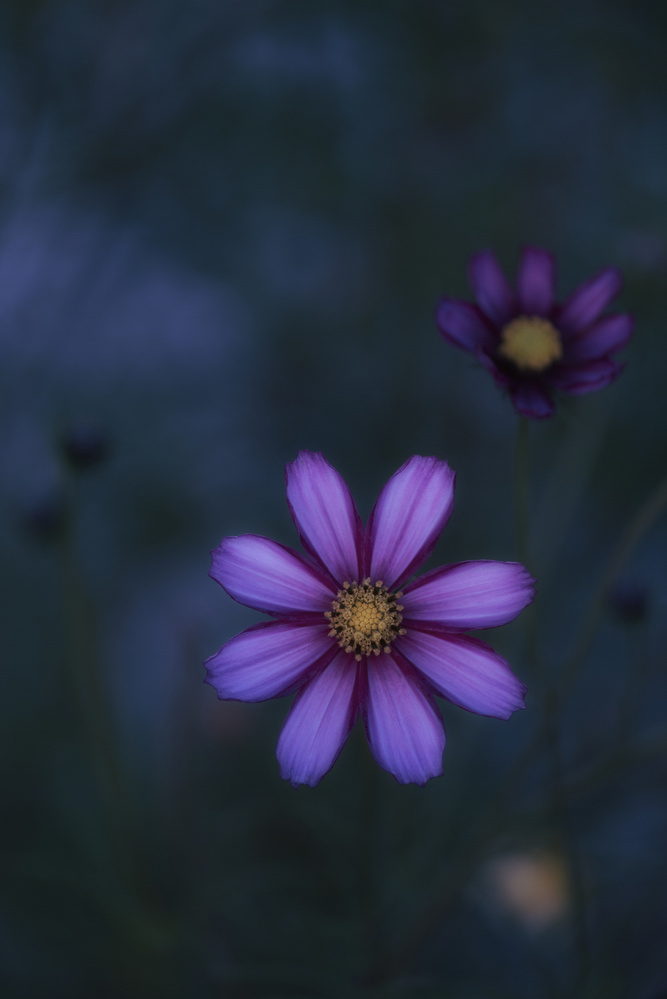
<box><xmin>608</xmin><ymin>581</ymin><xmax>649</xmax><ymax>624</ymax></box>
<box><xmin>23</xmin><ymin>496</ymin><xmax>66</xmax><ymax>542</ymax></box>
<box><xmin>61</xmin><ymin>425</ymin><xmax>110</xmax><ymax>470</ymax></box>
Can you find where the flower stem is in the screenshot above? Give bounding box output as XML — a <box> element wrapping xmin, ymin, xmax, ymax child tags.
<box><xmin>514</xmin><ymin>416</ymin><xmax>531</xmax><ymax>570</ymax></box>
<box><xmin>513</xmin><ymin>412</ymin><xmax>591</xmax><ymax>991</ymax></box>
<box><xmin>58</xmin><ymin>471</ymin><xmax>139</xmax><ymax>891</ymax></box>
<box><xmin>559</xmin><ymin>469</ymin><xmax>667</xmax><ymax>698</ymax></box>
<box><xmin>358</xmin><ymin>727</ymin><xmax>381</xmax><ymax>981</ymax></box>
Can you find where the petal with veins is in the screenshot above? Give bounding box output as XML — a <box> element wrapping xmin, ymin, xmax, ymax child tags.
<box><xmin>368</xmin><ymin>456</ymin><xmax>456</xmax><ymax>590</ymax></box>
<box><xmin>402</xmin><ymin>560</ymin><xmax>535</xmax><ymax>630</ymax></box>
<box><xmin>211</xmin><ymin>535</ymin><xmax>335</xmax><ymax>614</ymax></box>
<box><xmin>286</xmin><ymin>451</ymin><xmax>362</xmax><ymax>584</ymax></box>
<box><xmin>277</xmin><ymin>651</ymin><xmax>359</xmax><ymax>787</ymax></box>
<box><xmin>205</xmin><ymin>621</ymin><xmax>335</xmax><ymax>701</ymax></box>
<box><xmin>364</xmin><ymin>655</ymin><xmax>445</xmax><ymax>785</ymax></box>
<box><xmin>397</xmin><ymin>630</ymin><xmax>526</xmax><ymax>719</ymax></box>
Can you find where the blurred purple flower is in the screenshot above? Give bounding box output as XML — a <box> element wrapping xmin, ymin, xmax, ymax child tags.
<box><xmin>436</xmin><ymin>247</ymin><xmax>634</xmax><ymax>419</ymax></box>
<box><xmin>206</xmin><ymin>452</ymin><xmax>533</xmax><ymax>787</ymax></box>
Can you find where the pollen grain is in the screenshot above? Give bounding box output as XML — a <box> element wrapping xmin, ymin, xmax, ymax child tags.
<box><xmin>325</xmin><ymin>578</ymin><xmax>405</xmax><ymax>661</ymax></box>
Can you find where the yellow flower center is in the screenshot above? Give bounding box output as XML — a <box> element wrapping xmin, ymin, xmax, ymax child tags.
<box><xmin>498</xmin><ymin>316</ymin><xmax>563</xmax><ymax>373</ymax></box>
<box><xmin>325</xmin><ymin>578</ymin><xmax>405</xmax><ymax>661</ymax></box>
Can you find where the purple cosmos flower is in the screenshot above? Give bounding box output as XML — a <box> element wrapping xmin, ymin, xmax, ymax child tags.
<box><xmin>436</xmin><ymin>247</ymin><xmax>634</xmax><ymax>419</ymax></box>
<box><xmin>206</xmin><ymin>452</ymin><xmax>534</xmax><ymax>787</ymax></box>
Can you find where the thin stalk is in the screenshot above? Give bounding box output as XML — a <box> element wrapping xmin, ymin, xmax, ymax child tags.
<box><xmin>58</xmin><ymin>473</ymin><xmax>139</xmax><ymax>891</ymax></box>
<box><xmin>559</xmin><ymin>470</ymin><xmax>667</xmax><ymax>698</ymax></box>
<box><xmin>533</xmin><ymin>393</ymin><xmax>613</xmax><ymax>586</ymax></box>
<box><xmin>487</xmin><ymin>470</ymin><xmax>667</xmax><ymax>805</ymax></box>
<box><xmin>514</xmin><ymin>416</ymin><xmax>531</xmax><ymax>570</ymax></box>
<box><xmin>514</xmin><ymin>414</ymin><xmax>590</xmax><ymax>994</ymax></box>
<box><xmin>358</xmin><ymin>725</ymin><xmax>382</xmax><ymax>983</ymax></box>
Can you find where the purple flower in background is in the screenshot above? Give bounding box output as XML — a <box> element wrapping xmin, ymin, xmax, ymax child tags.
<box><xmin>206</xmin><ymin>452</ymin><xmax>534</xmax><ymax>787</ymax></box>
<box><xmin>436</xmin><ymin>247</ymin><xmax>634</xmax><ymax>419</ymax></box>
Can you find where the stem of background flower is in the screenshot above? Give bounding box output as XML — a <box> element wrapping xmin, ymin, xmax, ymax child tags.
<box><xmin>514</xmin><ymin>416</ymin><xmax>531</xmax><ymax>571</ymax></box>
<box><xmin>58</xmin><ymin>469</ymin><xmax>137</xmax><ymax>887</ymax></box>
<box><xmin>513</xmin><ymin>416</ymin><xmax>543</xmax><ymax>690</ymax></box>
<box><xmin>513</xmin><ymin>413</ymin><xmax>592</xmax><ymax>993</ymax></box>
<box><xmin>533</xmin><ymin>393</ymin><xmax>613</xmax><ymax>588</ymax></box>
<box><xmin>616</xmin><ymin>624</ymin><xmax>651</xmax><ymax>752</ymax></box>
<box><xmin>496</xmin><ymin>467</ymin><xmax>667</xmax><ymax>788</ymax></box>
<box><xmin>558</xmin><ymin>469</ymin><xmax>667</xmax><ymax>700</ymax></box>
<box><xmin>58</xmin><ymin>472</ymin><xmax>177</xmax><ymax>986</ymax></box>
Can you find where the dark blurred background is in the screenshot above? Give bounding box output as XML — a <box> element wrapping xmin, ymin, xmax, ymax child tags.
<box><xmin>1</xmin><ymin>1</ymin><xmax>667</xmax><ymax>997</ymax></box>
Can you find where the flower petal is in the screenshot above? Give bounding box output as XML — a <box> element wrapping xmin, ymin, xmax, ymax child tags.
<box><xmin>285</xmin><ymin>451</ymin><xmax>362</xmax><ymax>584</ymax></box>
<box><xmin>205</xmin><ymin>621</ymin><xmax>335</xmax><ymax>701</ymax></box>
<box><xmin>562</xmin><ymin>313</ymin><xmax>634</xmax><ymax>363</ymax></box>
<box><xmin>364</xmin><ymin>654</ymin><xmax>445</xmax><ymax>785</ymax></box>
<box><xmin>397</xmin><ymin>630</ymin><xmax>526</xmax><ymax>719</ymax></box>
<box><xmin>401</xmin><ymin>561</ymin><xmax>535</xmax><ymax>630</ymax></box>
<box><xmin>476</xmin><ymin>347</ymin><xmax>511</xmax><ymax>386</ymax></box>
<box><xmin>550</xmin><ymin>359</ymin><xmax>623</xmax><ymax>396</ymax></box>
<box><xmin>368</xmin><ymin>457</ymin><xmax>456</xmax><ymax>590</ymax></box>
<box><xmin>277</xmin><ymin>650</ymin><xmax>359</xmax><ymax>787</ymax></box>
<box><xmin>509</xmin><ymin>381</ymin><xmax>555</xmax><ymax>419</ymax></box>
<box><xmin>558</xmin><ymin>268</ymin><xmax>622</xmax><ymax>334</ymax></box>
<box><xmin>211</xmin><ymin>535</ymin><xmax>335</xmax><ymax>614</ymax></box>
<box><xmin>516</xmin><ymin>246</ymin><xmax>556</xmax><ymax>315</ymax></box>
<box><xmin>468</xmin><ymin>250</ymin><xmax>515</xmax><ymax>326</ymax></box>
<box><xmin>436</xmin><ymin>298</ymin><xmax>496</xmax><ymax>352</ymax></box>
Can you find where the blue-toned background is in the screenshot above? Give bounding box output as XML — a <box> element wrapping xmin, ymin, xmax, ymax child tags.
<box><xmin>2</xmin><ymin>2</ymin><xmax>666</xmax><ymax>996</ymax></box>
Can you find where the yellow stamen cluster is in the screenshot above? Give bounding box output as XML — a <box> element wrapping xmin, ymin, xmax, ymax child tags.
<box><xmin>498</xmin><ymin>316</ymin><xmax>563</xmax><ymax>373</ymax></box>
<box><xmin>325</xmin><ymin>578</ymin><xmax>405</xmax><ymax>661</ymax></box>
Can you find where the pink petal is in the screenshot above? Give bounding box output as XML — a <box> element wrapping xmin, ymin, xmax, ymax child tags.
<box><xmin>364</xmin><ymin>654</ymin><xmax>445</xmax><ymax>785</ymax></box>
<box><xmin>401</xmin><ymin>561</ymin><xmax>535</xmax><ymax>630</ymax></box>
<box><xmin>285</xmin><ymin>451</ymin><xmax>362</xmax><ymax>584</ymax></box>
<box><xmin>509</xmin><ymin>381</ymin><xmax>555</xmax><ymax>419</ymax></box>
<box><xmin>562</xmin><ymin>313</ymin><xmax>634</xmax><ymax>363</ymax></box>
<box><xmin>468</xmin><ymin>250</ymin><xmax>515</xmax><ymax>326</ymax></box>
<box><xmin>205</xmin><ymin>621</ymin><xmax>335</xmax><ymax>701</ymax></box>
<box><xmin>368</xmin><ymin>457</ymin><xmax>456</xmax><ymax>590</ymax></box>
<box><xmin>558</xmin><ymin>268</ymin><xmax>622</xmax><ymax>334</ymax></box>
<box><xmin>516</xmin><ymin>246</ymin><xmax>556</xmax><ymax>315</ymax></box>
<box><xmin>397</xmin><ymin>630</ymin><xmax>526</xmax><ymax>719</ymax></box>
<box><xmin>211</xmin><ymin>535</ymin><xmax>335</xmax><ymax>614</ymax></box>
<box><xmin>436</xmin><ymin>298</ymin><xmax>496</xmax><ymax>351</ymax></box>
<box><xmin>550</xmin><ymin>359</ymin><xmax>622</xmax><ymax>395</ymax></box>
<box><xmin>277</xmin><ymin>650</ymin><xmax>359</xmax><ymax>787</ymax></box>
